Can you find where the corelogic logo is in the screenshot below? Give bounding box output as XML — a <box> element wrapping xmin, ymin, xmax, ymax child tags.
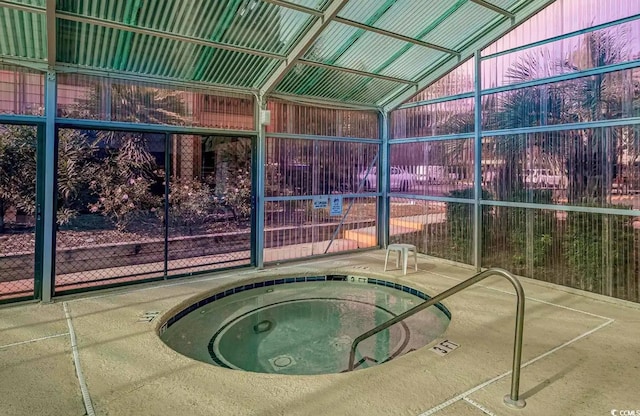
<box><xmin>611</xmin><ymin>410</ymin><xmax>640</xmax><ymax>416</ymax></box>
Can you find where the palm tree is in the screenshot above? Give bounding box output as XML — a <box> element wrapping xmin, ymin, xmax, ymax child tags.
<box><xmin>491</xmin><ymin>29</ymin><xmax>640</xmax><ymax>297</ymax></box>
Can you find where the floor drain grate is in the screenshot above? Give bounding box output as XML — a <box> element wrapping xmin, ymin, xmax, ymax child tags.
<box><xmin>137</xmin><ymin>311</ymin><xmax>159</xmax><ymax>322</ymax></box>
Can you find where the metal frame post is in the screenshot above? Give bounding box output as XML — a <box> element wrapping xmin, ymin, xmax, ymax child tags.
<box><xmin>41</xmin><ymin>71</ymin><xmax>57</xmax><ymax>302</ymax></box>
<box><xmin>473</xmin><ymin>50</ymin><xmax>483</xmax><ymax>271</ymax></box>
<box><xmin>378</xmin><ymin>111</ymin><xmax>390</xmax><ymax>248</ymax></box>
<box><xmin>163</xmin><ymin>132</ymin><xmax>171</xmax><ymax>278</ymax></box>
<box><xmin>254</xmin><ymin>95</ymin><xmax>266</xmax><ymax>268</ymax></box>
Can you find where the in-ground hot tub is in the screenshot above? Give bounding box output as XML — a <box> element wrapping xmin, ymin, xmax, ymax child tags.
<box><xmin>159</xmin><ymin>274</ymin><xmax>450</xmax><ymax>375</ymax></box>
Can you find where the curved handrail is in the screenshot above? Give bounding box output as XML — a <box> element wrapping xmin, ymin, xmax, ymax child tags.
<box><xmin>348</xmin><ymin>268</ymin><xmax>527</xmax><ymax>409</ymax></box>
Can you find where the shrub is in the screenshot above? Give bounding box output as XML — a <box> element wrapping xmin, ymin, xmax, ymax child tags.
<box><xmin>0</xmin><ymin>125</ymin><xmax>37</xmax><ymax>231</ymax></box>
<box><xmin>502</xmin><ymin>190</ymin><xmax>555</xmax><ymax>270</ymax></box>
<box><xmin>0</xmin><ymin>125</ymin><xmax>94</xmax><ymax>231</ymax></box>
<box><xmin>88</xmin><ymin>153</ymin><xmax>161</xmax><ymax>231</ymax></box>
<box><xmin>167</xmin><ymin>177</ymin><xmax>213</xmax><ymax>230</ymax></box>
<box><xmin>564</xmin><ymin>207</ymin><xmax>635</xmax><ymax>295</ymax></box>
<box><xmin>446</xmin><ymin>187</ymin><xmax>493</xmax><ymax>263</ymax></box>
<box><xmin>220</xmin><ymin>168</ymin><xmax>251</xmax><ymax>220</ymax></box>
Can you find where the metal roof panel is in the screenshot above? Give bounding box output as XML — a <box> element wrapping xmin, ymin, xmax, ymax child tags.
<box><xmin>275</xmin><ymin>62</ymin><xmax>403</xmax><ymax>103</ymax></box>
<box><xmin>422</xmin><ymin>2</ymin><xmax>500</xmax><ymax>50</ymax></box>
<box><xmin>57</xmin><ymin>19</ymin><xmax>278</xmax><ymax>88</ymax></box>
<box><xmin>0</xmin><ymin>8</ymin><xmax>45</xmax><ymax>59</ymax></box>
<box><xmin>0</xmin><ymin>0</ymin><xmax>560</xmax><ymax>106</ymax></box>
<box><xmin>56</xmin><ymin>0</ymin><xmax>313</xmax><ymax>55</ymax></box>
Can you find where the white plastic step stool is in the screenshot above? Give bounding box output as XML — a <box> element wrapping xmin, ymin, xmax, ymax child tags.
<box><xmin>384</xmin><ymin>243</ymin><xmax>418</xmax><ymax>275</ymax></box>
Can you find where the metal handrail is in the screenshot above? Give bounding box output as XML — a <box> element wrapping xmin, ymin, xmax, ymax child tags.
<box><xmin>348</xmin><ymin>268</ymin><xmax>527</xmax><ymax>409</ymax></box>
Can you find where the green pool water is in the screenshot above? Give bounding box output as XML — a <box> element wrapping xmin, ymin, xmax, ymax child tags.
<box><xmin>160</xmin><ymin>279</ymin><xmax>450</xmax><ymax>375</ymax></box>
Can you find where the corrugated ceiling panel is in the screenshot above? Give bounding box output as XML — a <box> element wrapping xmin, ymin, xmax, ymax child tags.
<box><xmin>484</xmin><ymin>0</ymin><xmax>523</xmax><ymax>10</ymax></box>
<box><xmin>275</xmin><ymin>63</ymin><xmax>403</xmax><ymax>103</ymax></box>
<box><xmin>346</xmin><ymin>78</ymin><xmax>405</xmax><ymax>103</ymax></box>
<box><xmin>378</xmin><ymin>47</ymin><xmax>447</xmax><ymax>80</ymax></box>
<box><xmin>342</xmin><ymin>0</ymin><xmax>460</xmax><ymax>41</ymax></box>
<box><xmin>56</xmin><ymin>0</ymin><xmax>314</xmax><ymax>55</ymax></box>
<box><xmin>57</xmin><ymin>20</ymin><xmax>277</xmax><ymax>88</ymax></box>
<box><xmin>304</xmin><ymin>21</ymin><xmax>359</xmax><ymax>61</ymax></box>
<box><xmin>332</xmin><ymin>32</ymin><xmax>411</xmax><ymax>75</ymax></box>
<box><xmin>3</xmin><ymin>0</ymin><xmax>44</xmax><ymax>6</ymax></box>
<box><xmin>0</xmin><ymin>0</ymin><xmax>561</xmax><ymax>106</ymax></box>
<box><xmin>338</xmin><ymin>0</ymin><xmax>392</xmax><ymax>22</ymax></box>
<box><xmin>198</xmin><ymin>49</ymin><xmax>279</xmax><ymax>87</ymax></box>
<box><xmin>0</xmin><ymin>8</ymin><xmax>45</xmax><ymax>59</ymax></box>
<box><xmin>286</xmin><ymin>0</ymin><xmax>330</xmax><ymax>11</ymax></box>
<box><xmin>305</xmin><ymin>21</ymin><xmax>422</xmax><ymax>78</ymax></box>
<box><xmin>422</xmin><ymin>2</ymin><xmax>499</xmax><ymax>50</ymax></box>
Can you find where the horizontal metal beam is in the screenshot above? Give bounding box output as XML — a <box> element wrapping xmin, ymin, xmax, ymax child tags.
<box><xmin>391</xmin><ymin>132</ymin><xmax>475</xmax><ymax>144</ymax></box>
<box><xmin>55</xmin><ymin>118</ymin><xmax>258</xmax><ymax>136</ymax></box>
<box><xmin>0</xmin><ymin>0</ymin><xmax>44</xmax><ymax>14</ymax></box>
<box><xmin>298</xmin><ymin>58</ymin><xmax>416</xmax><ymax>85</ymax></box>
<box><xmin>469</xmin><ymin>0</ymin><xmax>515</xmax><ymax>18</ymax></box>
<box><xmin>264</xmin><ymin>193</ymin><xmax>381</xmax><ymax>202</ymax></box>
<box><xmin>0</xmin><ymin>114</ymin><xmax>45</xmax><ymax>124</ymax></box>
<box><xmin>54</xmin><ymin>63</ymin><xmax>258</xmax><ymax>97</ymax></box>
<box><xmin>270</xmin><ymin>92</ymin><xmax>381</xmax><ymax>111</ymax></box>
<box><xmin>333</xmin><ymin>16</ymin><xmax>460</xmax><ymax>56</ymax></box>
<box><xmin>482</xmin><ymin>13</ymin><xmax>640</xmax><ymax>60</ymax></box>
<box><xmin>267</xmin><ymin>132</ymin><xmax>382</xmax><ymax>143</ymax></box>
<box><xmin>482</xmin><ymin>116</ymin><xmax>640</xmax><ymax>137</ymax></box>
<box><xmin>0</xmin><ymin>56</ymin><xmax>48</xmax><ymax>71</ymax></box>
<box><xmin>482</xmin><ymin>200</ymin><xmax>640</xmax><ymax>217</ymax></box>
<box><xmin>262</xmin><ymin>0</ymin><xmax>323</xmax><ymax>17</ymax></box>
<box><xmin>482</xmin><ymin>58</ymin><xmax>640</xmax><ymax>96</ymax></box>
<box><xmin>55</xmin><ymin>11</ymin><xmax>285</xmax><ymax>61</ymax></box>
<box><xmin>388</xmin><ymin>194</ymin><xmax>473</xmax><ymax>204</ymax></box>
<box><xmin>397</xmin><ymin>46</ymin><xmax>640</xmax><ymax>112</ymax></box>
<box><xmin>398</xmin><ymin>91</ymin><xmax>475</xmax><ymax>110</ymax></box>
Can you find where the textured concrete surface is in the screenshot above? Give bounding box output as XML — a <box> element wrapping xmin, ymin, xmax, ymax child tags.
<box><xmin>1</xmin><ymin>251</ymin><xmax>639</xmax><ymax>416</ymax></box>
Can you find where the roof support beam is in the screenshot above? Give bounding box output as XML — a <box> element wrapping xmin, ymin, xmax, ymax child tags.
<box><xmin>298</xmin><ymin>59</ymin><xmax>416</xmax><ymax>85</ymax></box>
<box><xmin>55</xmin><ymin>11</ymin><xmax>286</xmax><ymax>61</ymax></box>
<box><xmin>260</xmin><ymin>0</ymin><xmax>350</xmax><ymax>96</ymax></box>
<box><xmin>270</xmin><ymin>92</ymin><xmax>380</xmax><ymax>111</ymax></box>
<box><xmin>54</xmin><ymin>63</ymin><xmax>258</xmax><ymax>95</ymax></box>
<box><xmin>469</xmin><ymin>0</ymin><xmax>515</xmax><ymax>18</ymax></box>
<box><xmin>333</xmin><ymin>17</ymin><xmax>460</xmax><ymax>56</ymax></box>
<box><xmin>0</xmin><ymin>56</ymin><xmax>48</xmax><ymax>71</ymax></box>
<box><xmin>45</xmin><ymin>0</ymin><xmax>56</xmax><ymax>69</ymax></box>
<box><xmin>0</xmin><ymin>0</ymin><xmax>44</xmax><ymax>14</ymax></box>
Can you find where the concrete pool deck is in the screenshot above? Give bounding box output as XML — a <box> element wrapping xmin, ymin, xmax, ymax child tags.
<box><xmin>1</xmin><ymin>251</ymin><xmax>639</xmax><ymax>416</ymax></box>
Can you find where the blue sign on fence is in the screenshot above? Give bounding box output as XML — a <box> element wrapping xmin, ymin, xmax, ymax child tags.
<box><xmin>329</xmin><ymin>196</ymin><xmax>342</xmax><ymax>216</ymax></box>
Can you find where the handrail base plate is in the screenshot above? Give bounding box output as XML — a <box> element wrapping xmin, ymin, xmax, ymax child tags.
<box><xmin>503</xmin><ymin>394</ymin><xmax>526</xmax><ymax>409</ymax></box>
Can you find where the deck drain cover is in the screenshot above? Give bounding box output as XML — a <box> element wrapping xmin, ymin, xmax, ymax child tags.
<box><xmin>137</xmin><ymin>311</ymin><xmax>159</xmax><ymax>322</ymax></box>
<box><xmin>269</xmin><ymin>355</ymin><xmax>296</xmax><ymax>370</ymax></box>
